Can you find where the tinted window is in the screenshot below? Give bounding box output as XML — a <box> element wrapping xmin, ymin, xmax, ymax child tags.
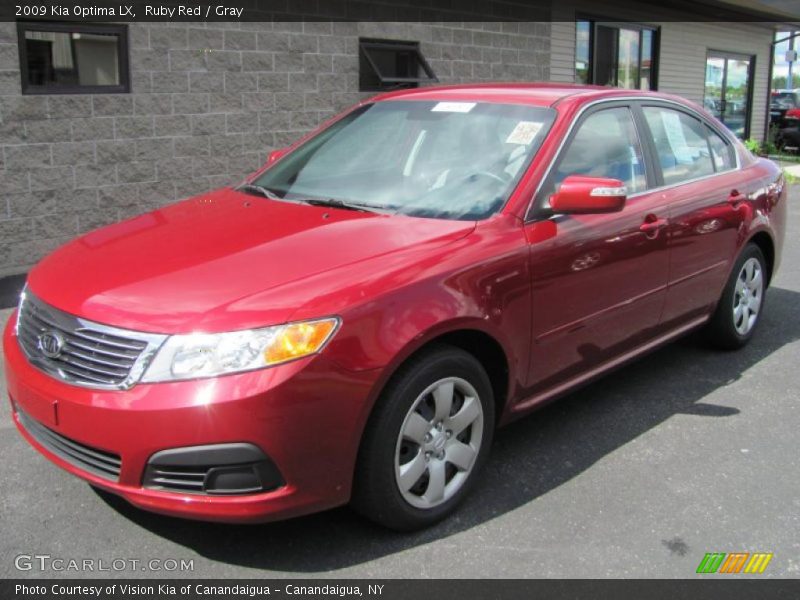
<box><xmin>548</xmin><ymin>107</ymin><xmax>647</xmax><ymax>197</ymax></box>
<box><xmin>643</xmin><ymin>107</ymin><xmax>714</xmax><ymax>185</ymax></box>
<box><xmin>706</xmin><ymin>126</ymin><xmax>735</xmax><ymax>171</ymax></box>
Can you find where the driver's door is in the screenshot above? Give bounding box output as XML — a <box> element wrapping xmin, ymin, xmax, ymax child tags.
<box><xmin>522</xmin><ymin>104</ymin><xmax>670</xmax><ymax>397</ymax></box>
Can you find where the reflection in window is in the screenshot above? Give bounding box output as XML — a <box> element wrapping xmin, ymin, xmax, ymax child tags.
<box><xmin>551</xmin><ymin>107</ymin><xmax>647</xmax><ymax>197</ymax></box>
<box><xmin>704</xmin><ymin>56</ymin><xmax>725</xmax><ymax>120</ymax></box>
<box><xmin>772</xmin><ymin>30</ymin><xmax>799</xmax><ymax>90</ymax></box>
<box><xmin>254</xmin><ymin>101</ymin><xmax>556</xmax><ymax>221</ymax></box>
<box><xmin>575</xmin><ymin>21</ymin><xmax>591</xmax><ymax>84</ymax></box>
<box><xmin>640</xmin><ymin>30</ymin><xmax>653</xmax><ymax>90</ymax></box>
<box><xmin>18</xmin><ymin>22</ymin><xmax>129</xmax><ymax>94</ymax></box>
<box><xmin>643</xmin><ymin>107</ymin><xmax>714</xmax><ymax>185</ymax></box>
<box><xmin>575</xmin><ymin>21</ymin><xmax>657</xmax><ymax>90</ymax></box>
<box><xmin>703</xmin><ymin>52</ymin><xmax>753</xmax><ymax>139</ymax></box>
<box><xmin>706</xmin><ymin>126</ymin><xmax>735</xmax><ymax>171</ymax></box>
<box><xmin>617</xmin><ymin>29</ymin><xmax>640</xmax><ymax>89</ymax></box>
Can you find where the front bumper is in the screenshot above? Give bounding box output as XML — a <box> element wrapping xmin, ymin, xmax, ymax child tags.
<box><xmin>3</xmin><ymin>310</ymin><xmax>380</xmax><ymax>523</ymax></box>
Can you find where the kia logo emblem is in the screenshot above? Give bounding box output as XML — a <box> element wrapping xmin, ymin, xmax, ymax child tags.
<box><xmin>37</xmin><ymin>330</ymin><xmax>65</xmax><ymax>359</ymax></box>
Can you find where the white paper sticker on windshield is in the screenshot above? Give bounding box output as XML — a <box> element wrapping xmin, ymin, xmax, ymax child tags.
<box><xmin>506</xmin><ymin>121</ymin><xmax>543</xmax><ymax>145</ymax></box>
<box><xmin>431</xmin><ymin>102</ymin><xmax>476</xmax><ymax>113</ymax></box>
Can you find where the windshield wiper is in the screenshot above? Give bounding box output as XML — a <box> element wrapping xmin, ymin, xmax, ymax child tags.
<box><xmin>302</xmin><ymin>198</ymin><xmax>394</xmax><ymax>214</ymax></box>
<box><xmin>237</xmin><ymin>183</ymin><xmax>284</xmax><ymax>200</ymax></box>
<box><xmin>237</xmin><ymin>186</ymin><xmax>393</xmax><ymax>214</ymax></box>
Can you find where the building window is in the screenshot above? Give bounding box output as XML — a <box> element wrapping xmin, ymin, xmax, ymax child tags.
<box><xmin>772</xmin><ymin>30</ymin><xmax>799</xmax><ymax>90</ymax></box>
<box><xmin>575</xmin><ymin>20</ymin><xmax>658</xmax><ymax>90</ymax></box>
<box><xmin>359</xmin><ymin>38</ymin><xmax>437</xmax><ymax>92</ymax></box>
<box><xmin>704</xmin><ymin>51</ymin><xmax>754</xmax><ymax>139</ymax></box>
<box><xmin>17</xmin><ymin>21</ymin><xmax>129</xmax><ymax>95</ymax></box>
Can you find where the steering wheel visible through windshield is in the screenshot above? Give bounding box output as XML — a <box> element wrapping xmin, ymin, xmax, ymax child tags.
<box><xmin>249</xmin><ymin>100</ymin><xmax>556</xmax><ymax>220</ymax></box>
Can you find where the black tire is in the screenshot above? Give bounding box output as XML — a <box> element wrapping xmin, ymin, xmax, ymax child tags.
<box><xmin>351</xmin><ymin>345</ymin><xmax>495</xmax><ymax>531</ymax></box>
<box><xmin>703</xmin><ymin>243</ymin><xmax>767</xmax><ymax>350</ymax></box>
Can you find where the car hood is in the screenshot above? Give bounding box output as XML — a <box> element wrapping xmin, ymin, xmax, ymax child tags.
<box><xmin>28</xmin><ymin>188</ymin><xmax>475</xmax><ymax>333</ymax></box>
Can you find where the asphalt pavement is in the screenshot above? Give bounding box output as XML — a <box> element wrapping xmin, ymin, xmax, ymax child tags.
<box><xmin>1</xmin><ymin>188</ymin><xmax>798</xmax><ymax>579</ymax></box>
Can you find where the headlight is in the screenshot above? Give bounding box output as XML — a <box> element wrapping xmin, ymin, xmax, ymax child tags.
<box><xmin>141</xmin><ymin>318</ymin><xmax>339</xmax><ymax>383</ymax></box>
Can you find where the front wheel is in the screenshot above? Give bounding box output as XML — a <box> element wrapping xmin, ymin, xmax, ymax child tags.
<box><xmin>351</xmin><ymin>346</ymin><xmax>495</xmax><ymax>531</ymax></box>
<box><xmin>704</xmin><ymin>243</ymin><xmax>767</xmax><ymax>350</ymax></box>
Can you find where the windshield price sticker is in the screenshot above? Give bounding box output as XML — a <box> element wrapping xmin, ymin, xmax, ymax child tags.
<box><xmin>431</xmin><ymin>102</ymin><xmax>477</xmax><ymax>113</ymax></box>
<box><xmin>506</xmin><ymin>121</ymin><xmax>543</xmax><ymax>145</ymax></box>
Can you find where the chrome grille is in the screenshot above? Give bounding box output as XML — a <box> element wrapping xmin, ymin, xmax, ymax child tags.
<box><xmin>17</xmin><ymin>406</ymin><xmax>122</xmax><ymax>481</ymax></box>
<box><xmin>15</xmin><ymin>291</ymin><xmax>167</xmax><ymax>390</ymax></box>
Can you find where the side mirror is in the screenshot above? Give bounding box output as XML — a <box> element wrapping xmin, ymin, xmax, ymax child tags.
<box><xmin>266</xmin><ymin>147</ymin><xmax>289</xmax><ymax>165</ymax></box>
<box><xmin>550</xmin><ymin>175</ymin><xmax>627</xmax><ymax>214</ymax></box>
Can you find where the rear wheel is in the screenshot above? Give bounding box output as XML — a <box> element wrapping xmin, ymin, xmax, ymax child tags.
<box><xmin>704</xmin><ymin>244</ymin><xmax>767</xmax><ymax>350</ymax></box>
<box><xmin>352</xmin><ymin>346</ymin><xmax>494</xmax><ymax>531</ymax></box>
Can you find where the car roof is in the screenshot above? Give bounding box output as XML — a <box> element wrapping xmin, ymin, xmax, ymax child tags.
<box><xmin>370</xmin><ymin>83</ymin><xmax>671</xmax><ymax>108</ymax></box>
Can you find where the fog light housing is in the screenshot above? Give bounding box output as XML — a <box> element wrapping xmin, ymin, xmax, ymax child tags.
<box><xmin>143</xmin><ymin>443</ymin><xmax>284</xmax><ymax>495</ymax></box>
<box><xmin>205</xmin><ymin>464</ymin><xmax>269</xmax><ymax>495</ymax></box>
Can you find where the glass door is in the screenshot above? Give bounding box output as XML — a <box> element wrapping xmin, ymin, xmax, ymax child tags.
<box><xmin>705</xmin><ymin>51</ymin><xmax>753</xmax><ymax>139</ymax></box>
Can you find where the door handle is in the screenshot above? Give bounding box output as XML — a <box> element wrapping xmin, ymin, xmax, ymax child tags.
<box><xmin>640</xmin><ymin>214</ymin><xmax>667</xmax><ymax>237</ymax></box>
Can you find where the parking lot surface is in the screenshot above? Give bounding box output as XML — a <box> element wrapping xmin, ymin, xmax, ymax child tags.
<box><xmin>1</xmin><ymin>188</ymin><xmax>798</xmax><ymax>579</ymax></box>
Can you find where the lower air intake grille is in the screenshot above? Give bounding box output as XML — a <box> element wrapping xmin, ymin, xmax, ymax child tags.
<box><xmin>144</xmin><ymin>466</ymin><xmax>208</xmax><ymax>493</ymax></box>
<box><xmin>16</xmin><ymin>407</ymin><xmax>122</xmax><ymax>481</ymax></box>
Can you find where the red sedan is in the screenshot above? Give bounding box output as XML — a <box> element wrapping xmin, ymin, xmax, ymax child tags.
<box><xmin>3</xmin><ymin>84</ymin><xmax>787</xmax><ymax>530</ymax></box>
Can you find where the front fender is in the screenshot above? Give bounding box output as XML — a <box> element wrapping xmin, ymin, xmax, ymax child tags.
<box><xmin>316</xmin><ymin>217</ymin><xmax>532</xmax><ymax>437</ymax></box>
<box><xmin>323</xmin><ymin>222</ymin><xmax>530</xmax><ymax>376</ymax></box>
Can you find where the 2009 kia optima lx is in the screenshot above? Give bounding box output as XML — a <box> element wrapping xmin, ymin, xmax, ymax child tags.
<box><xmin>3</xmin><ymin>84</ymin><xmax>787</xmax><ymax>530</ymax></box>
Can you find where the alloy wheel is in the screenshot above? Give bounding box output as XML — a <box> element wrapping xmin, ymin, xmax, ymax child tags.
<box><xmin>394</xmin><ymin>377</ymin><xmax>484</xmax><ymax>509</ymax></box>
<box><xmin>733</xmin><ymin>257</ymin><xmax>763</xmax><ymax>335</ymax></box>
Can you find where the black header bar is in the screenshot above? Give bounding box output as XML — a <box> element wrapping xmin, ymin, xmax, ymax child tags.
<box><xmin>1</xmin><ymin>0</ymin><xmax>798</xmax><ymax>22</ymax></box>
<box><xmin>3</xmin><ymin>579</ymin><xmax>800</xmax><ymax>600</ymax></box>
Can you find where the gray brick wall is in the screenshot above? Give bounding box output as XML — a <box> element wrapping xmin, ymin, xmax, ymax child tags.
<box><xmin>0</xmin><ymin>20</ymin><xmax>551</xmax><ymax>276</ymax></box>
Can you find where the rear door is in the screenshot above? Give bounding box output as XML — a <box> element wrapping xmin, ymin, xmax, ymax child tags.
<box><xmin>637</xmin><ymin>103</ymin><xmax>751</xmax><ymax>325</ymax></box>
<box><xmin>523</xmin><ymin>102</ymin><xmax>670</xmax><ymax>397</ymax></box>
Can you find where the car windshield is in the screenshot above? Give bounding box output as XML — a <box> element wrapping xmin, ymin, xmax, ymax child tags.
<box><xmin>249</xmin><ymin>100</ymin><xmax>556</xmax><ymax>220</ymax></box>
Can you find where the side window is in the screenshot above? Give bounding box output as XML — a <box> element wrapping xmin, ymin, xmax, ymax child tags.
<box><xmin>548</xmin><ymin>107</ymin><xmax>647</xmax><ymax>199</ymax></box>
<box><xmin>706</xmin><ymin>126</ymin><xmax>735</xmax><ymax>171</ymax></box>
<box><xmin>642</xmin><ymin>107</ymin><xmax>714</xmax><ymax>185</ymax></box>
